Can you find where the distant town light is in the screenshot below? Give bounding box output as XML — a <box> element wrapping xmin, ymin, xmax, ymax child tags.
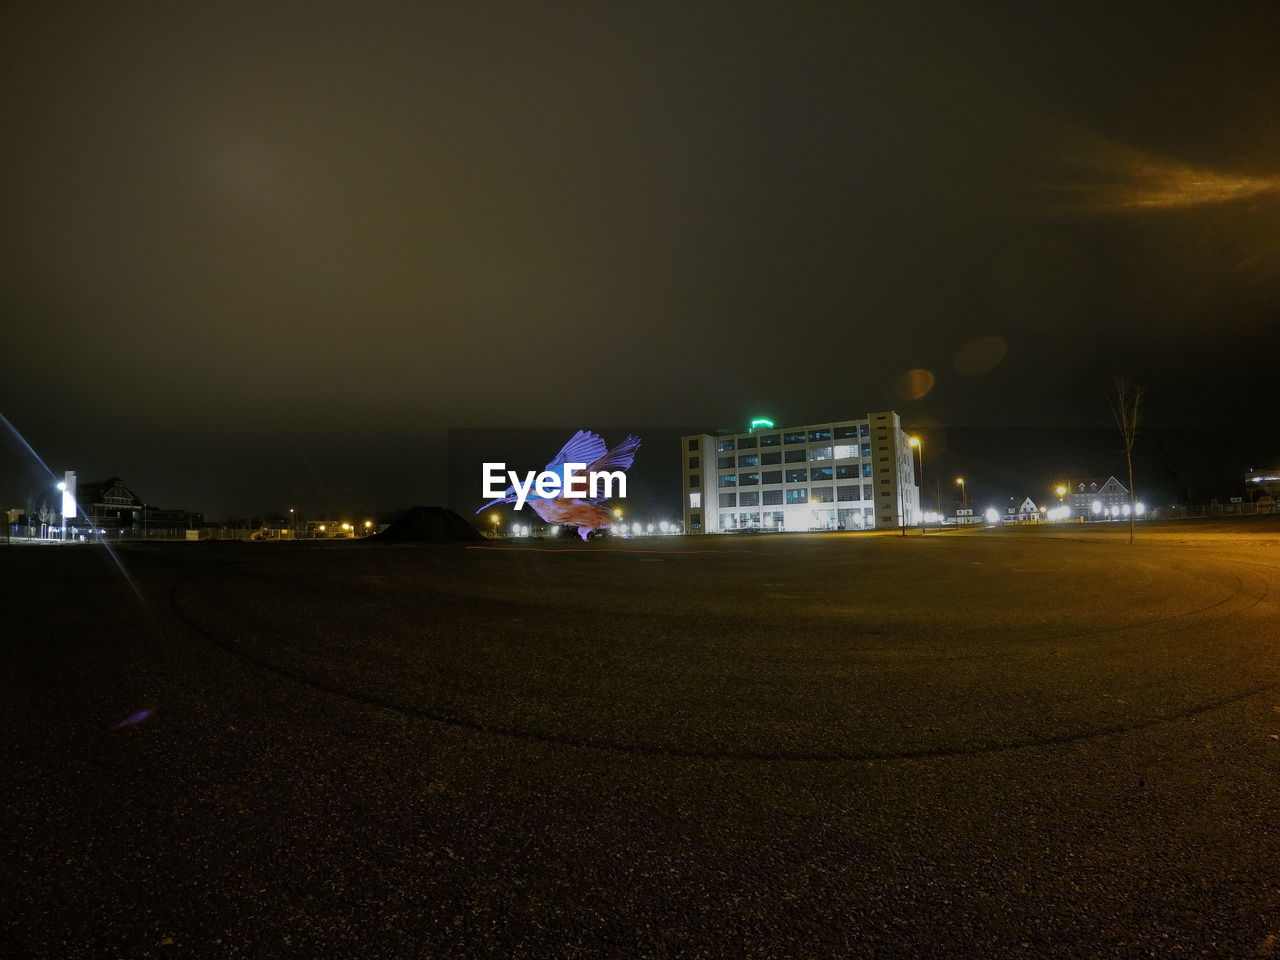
<box><xmin>1091</xmin><ymin>500</ymin><xmax>1103</xmax><ymax>515</ymax></box>
<box><xmin>985</xmin><ymin>507</ymin><xmax>999</xmax><ymax>523</ymax></box>
<box><xmin>1135</xmin><ymin>502</ymin><xmax>1146</xmax><ymax>515</ymax></box>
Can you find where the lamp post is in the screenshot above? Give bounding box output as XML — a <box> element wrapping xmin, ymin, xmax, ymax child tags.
<box><xmin>955</xmin><ymin>477</ymin><xmax>966</xmax><ymax>509</ymax></box>
<box><xmin>490</xmin><ymin>512</ymin><xmax>500</xmax><ymax>538</ymax></box>
<box><xmin>907</xmin><ymin>436</ymin><xmax>923</xmax><ymax>533</ymax></box>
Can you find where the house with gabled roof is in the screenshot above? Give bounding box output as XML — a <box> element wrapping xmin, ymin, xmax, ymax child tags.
<box><xmin>1067</xmin><ymin>476</ymin><xmax>1128</xmax><ymax>518</ymax></box>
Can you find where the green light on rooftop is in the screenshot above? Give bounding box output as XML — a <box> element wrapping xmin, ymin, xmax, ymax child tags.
<box><xmin>748</xmin><ymin>417</ymin><xmax>774</xmax><ymax>433</ymax></box>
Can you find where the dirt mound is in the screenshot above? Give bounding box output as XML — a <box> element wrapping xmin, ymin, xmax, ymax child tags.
<box><xmin>372</xmin><ymin>506</ymin><xmax>483</xmax><ymax>542</ymax></box>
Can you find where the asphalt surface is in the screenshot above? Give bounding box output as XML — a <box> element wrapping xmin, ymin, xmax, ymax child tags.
<box><xmin>4</xmin><ymin>520</ymin><xmax>1280</xmax><ymax>958</ymax></box>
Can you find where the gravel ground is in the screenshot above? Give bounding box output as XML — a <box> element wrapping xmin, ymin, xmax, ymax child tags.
<box><xmin>3</xmin><ymin>521</ymin><xmax>1280</xmax><ymax>958</ymax></box>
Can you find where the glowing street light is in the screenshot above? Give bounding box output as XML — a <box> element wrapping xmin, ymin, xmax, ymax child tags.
<box><xmin>612</xmin><ymin>507</ymin><xmax>623</xmax><ymax>519</ymax></box>
<box><xmin>955</xmin><ymin>477</ymin><xmax>966</xmax><ymax>508</ymax></box>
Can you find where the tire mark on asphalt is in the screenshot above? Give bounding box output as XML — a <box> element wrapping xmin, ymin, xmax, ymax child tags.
<box><xmin>169</xmin><ymin>563</ymin><xmax>1280</xmax><ymax>765</ymax></box>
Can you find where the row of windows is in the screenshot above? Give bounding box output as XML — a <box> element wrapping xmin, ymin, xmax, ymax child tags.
<box><xmin>717</xmin><ymin>484</ymin><xmax>874</xmax><ymax>507</ymax></box>
<box><xmin>713</xmin><ymin>424</ymin><xmax>870</xmax><ymax>452</ymax></box>
<box><xmin>715</xmin><ymin>445</ymin><xmax>871</xmax><ymax>469</ymax></box>
<box><xmin>718</xmin><ymin>466</ymin><xmax>872</xmax><ymax>486</ymax></box>
<box><xmin>718</xmin><ymin>507</ymin><xmax>876</xmax><ymax>530</ymax></box>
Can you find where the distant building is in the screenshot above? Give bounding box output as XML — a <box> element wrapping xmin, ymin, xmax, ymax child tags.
<box><xmin>682</xmin><ymin>411</ymin><xmax>919</xmax><ymax>534</ymax></box>
<box><xmin>71</xmin><ymin>477</ymin><xmax>202</xmax><ymax>537</ymax></box>
<box><xmin>1067</xmin><ymin>476</ymin><xmax>1128</xmax><ymax>518</ymax></box>
<box><xmin>1246</xmin><ymin>468</ymin><xmax>1280</xmax><ymax>501</ymax></box>
<box><xmin>1007</xmin><ymin>497</ymin><xmax>1040</xmax><ymax>522</ymax></box>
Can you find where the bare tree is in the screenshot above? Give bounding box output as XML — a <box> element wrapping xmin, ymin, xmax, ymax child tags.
<box><xmin>1108</xmin><ymin>377</ymin><xmax>1144</xmax><ymax>545</ymax></box>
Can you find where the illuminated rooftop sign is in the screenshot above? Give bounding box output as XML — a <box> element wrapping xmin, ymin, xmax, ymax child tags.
<box><xmin>748</xmin><ymin>417</ymin><xmax>774</xmax><ymax>433</ymax></box>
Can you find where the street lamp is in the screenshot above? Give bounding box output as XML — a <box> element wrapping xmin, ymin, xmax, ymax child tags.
<box><xmin>489</xmin><ymin>512</ymin><xmax>500</xmax><ymax>538</ymax></box>
<box><xmin>612</xmin><ymin>507</ymin><xmax>623</xmax><ymax>519</ymax></box>
<box><xmin>955</xmin><ymin>477</ymin><xmax>966</xmax><ymax>510</ymax></box>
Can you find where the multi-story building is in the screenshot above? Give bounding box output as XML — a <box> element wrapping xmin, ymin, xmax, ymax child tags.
<box><xmin>681</xmin><ymin>411</ymin><xmax>919</xmax><ymax>534</ymax></box>
<box><xmin>1067</xmin><ymin>476</ymin><xmax>1128</xmax><ymax>518</ymax></box>
<box><xmin>1246</xmin><ymin>468</ymin><xmax>1280</xmax><ymax>501</ymax></box>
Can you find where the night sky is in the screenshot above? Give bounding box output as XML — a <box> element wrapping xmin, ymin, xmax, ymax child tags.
<box><xmin>4</xmin><ymin>2</ymin><xmax>1279</xmax><ymax>519</ymax></box>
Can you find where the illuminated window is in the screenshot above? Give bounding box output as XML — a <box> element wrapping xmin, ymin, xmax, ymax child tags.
<box><xmin>833</xmin><ymin>445</ymin><xmax>855</xmax><ymax>459</ymax></box>
<box><xmin>810</xmin><ymin>446</ymin><xmax>832</xmax><ymax>461</ymax></box>
<box><xmin>689</xmin><ymin>493</ymin><xmax>701</xmax><ymax>509</ymax></box>
<box><xmin>716</xmin><ymin>439</ymin><xmax>735</xmax><ymax>452</ymax></box>
<box><xmin>811</xmin><ymin>467</ymin><xmax>833</xmax><ymax>481</ymax></box>
<box><xmin>762</xmin><ymin>489</ymin><xmax>783</xmax><ymax>506</ymax></box>
<box><xmin>785</xmin><ymin>469</ymin><xmax>807</xmax><ymax>483</ymax></box>
<box><xmin>758</xmin><ymin>434</ymin><xmax>780</xmax><ymax>447</ymax></box>
<box><xmin>739</xmin><ymin>491</ymin><xmax>759</xmax><ymax>507</ymax></box>
<box><xmin>784</xmin><ymin>431</ymin><xmax>807</xmax><ymax>444</ymax></box>
<box><xmin>835</xmin><ymin>425</ymin><xmax>859</xmax><ymax>440</ymax></box>
<box><xmin>862</xmin><ymin>464</ymin><xmax>873</xmax><ymax>477</ymax></box>
<box><xmin>837</xmin><ymin>485</ymin><xmax>860</xmax><ymax>501</ymax></box>
<box><xmin>811</xmin><ymin>486</ymin><xmax>834</xmax><ymax>503</ymax></box>
<box><xmin>739</xmin><ymin>512</ymin><xmax>761</xmax><ymax>527</ymax></box>
<box><xmin>737</xmin><ymin>454</ymin><xmax>759</xmax><ymax>467</ymax></box>
<box><xmin>836</xmin><ymin>465</ymin><xmax>856</xmax><ymax>479</ymax></box>
<box><xmin>718</xmin><ymin>474</ymin><xmax>737</xmax><ymax>487</ymax></box>
<box><xmin>863</xmin><ymin>484</ymin><xmax>873</xmax><ymax>499</ymax></box>
<box><xmin>738</xmin><ymin>472</ymin><xmax>759</xmax><ymax>486</ymax></box>
<box><xmin>808</xmin><ymin>429</ymin><xmax>832</xmax><ymax>442</ymax></box>
<box><xmin>785</xmin><ymin>488</ymin><xmax>808</xmax><ymax>504</ymax></box>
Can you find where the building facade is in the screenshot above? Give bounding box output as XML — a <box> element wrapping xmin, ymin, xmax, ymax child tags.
<box><xmin>681</xmin><ymin>411</ymin><xmax>919</xmax><ymax>534</ymax></box>
<box><xmin>1246</xmin><ymin>468</ymin><xmax>1280</xmax><ymax>501</ymax></box>
<box><xmin>72</xmin><ymin>477</ymin><xmax>203</xmax><ymax>537</ymax></box>
<box><xmin>1067</xmin><ymin>476</ymin><xmax>1128</xmax><ymax>518</ymax></box>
